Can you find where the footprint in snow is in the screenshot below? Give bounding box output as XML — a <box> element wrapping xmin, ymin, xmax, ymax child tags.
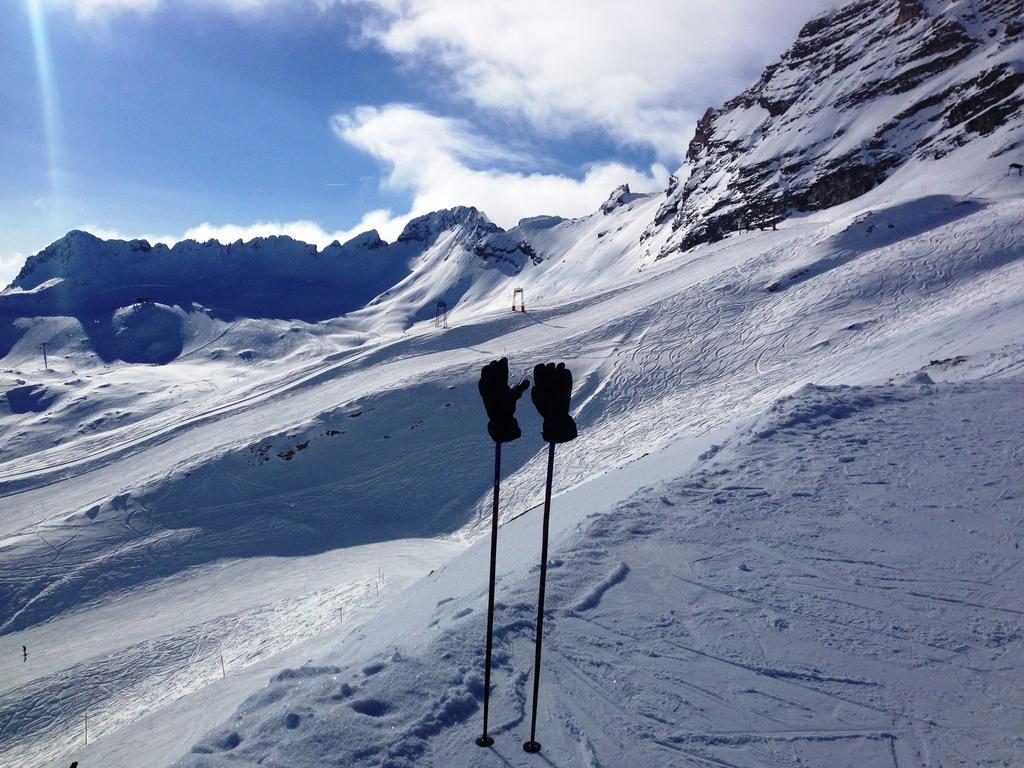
<box><xmin>350</xmin><ymin>698</ymin><xmax>392</xmax><ymax>717</ymax></box>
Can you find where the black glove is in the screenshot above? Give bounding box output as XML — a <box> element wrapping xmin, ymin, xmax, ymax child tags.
<box><xmin>531</xmin><ymin>362</ymin><xmax>578</xmax><ymax>444</ymax></box>
<box><xmin>478</xmin><ymin>357</ymin><xmax>530</xmax><ymax>443</ymax></box>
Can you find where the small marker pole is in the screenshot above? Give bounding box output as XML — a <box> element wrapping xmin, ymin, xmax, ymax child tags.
<box><xmin>523</xmin><ymin>442</ymin><xmax>556</xmax><ymax>754</ymax></box>
<box><xmin>475</xmin><ymin>441</ymin><xmax>502</xmax><ymax>748</ymax></box>
<box><xmin>84</xmin><ymin>712</ymin><xmax>89</xmax><ymax>746</ymax></box>
<box><xmin>220</xmin><ymin>652</ymin><xmax>226</xmax><ymax>679</ymax></box>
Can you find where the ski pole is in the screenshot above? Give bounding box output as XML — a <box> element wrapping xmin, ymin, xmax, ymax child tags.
<box><xmin>476</xmin><ymin>440</ymin><xmax>502</xmax><ymax>748</ymax></box>
<box><xmin>523</xmin><ymin>441</ymin><xmax>556</xmax><ymax>753</ymax></box>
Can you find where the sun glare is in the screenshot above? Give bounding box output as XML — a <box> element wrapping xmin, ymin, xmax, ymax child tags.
<box><xmin>26</xmin><ymin>0</ymin><xmax>63</xmax><ymax>201</ymax></box>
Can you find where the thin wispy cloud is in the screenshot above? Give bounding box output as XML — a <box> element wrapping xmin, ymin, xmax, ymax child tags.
<box><xmin>38</xmin><ymin>0</ymin><xmax>288</xmax><ymax>19</ymax></box>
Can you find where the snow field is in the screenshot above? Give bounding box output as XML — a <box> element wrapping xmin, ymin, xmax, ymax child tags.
<box><xmin>1</xmin><ymin>162</ymin><xmax>1022</xmax><ymax>767</ymax></box>
<box><xmin>175</xmin><ymin>379</ymin><xmax>1024</xmax><ymax>767</ymax></box>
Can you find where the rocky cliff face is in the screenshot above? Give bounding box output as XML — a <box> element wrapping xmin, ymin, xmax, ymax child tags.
<box><xmin>395</xmin><ymin>206</ymin><xmax>484</xmax><ymax>246</ymax></box>
<box><xmin>648</xmin><ymin>0</ymin><xmax>1024</xmax><ymax>254</ymax></box>
<box><xmin>600</xmin><ymin>184</ymin><xmax>643</xmax><ymax>215</ymax></box>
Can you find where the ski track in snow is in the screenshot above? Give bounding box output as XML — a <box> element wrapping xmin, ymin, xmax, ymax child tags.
<box><xmin>1</xmin><ymin>578</ymin><xmax>374</xmax><ymax>765</ymax></box>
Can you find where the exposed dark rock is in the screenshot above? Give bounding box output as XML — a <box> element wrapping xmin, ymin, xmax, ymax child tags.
<box><xmin>686</xmin><ymin>109</ymin><xmax>719</xmax><ymax>163</ymax></box>
<box><xmin>758</xmin><ymin>95</ymin><xmax>793</xmax><ymax>117</ymax></box>
<box><xmin>946</xmin><ymin>65</ymin><xmax>1024</xmax><ymax>134</ymax></box>
<box><xmin>472</xmin><ymin>230</ymin><xmax>532</xmax><ymax>270</ymax></box>
<box><xmin>801</xmin><ymin>161</ymin><xmax>889</xmax><ymax>210</ymax></box>
<box><xmin>896</xmin><ymin>0</ymin><xmax>923</xmax><ymax>25</ymax></box>
<box><xmin>518</xmin><ymin>240</ymin><xmax>543</xmax><ymax>265</ymax></box>
<box><xmin>600</xmin><ymin>184</ymin><xmax>642</xmax><ymax>215</ymax></box>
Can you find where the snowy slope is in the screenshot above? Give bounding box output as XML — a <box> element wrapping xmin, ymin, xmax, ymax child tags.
<box><xmin>1</xmin><ymin>0</ymin><xmax>1023</xmax><ymax>766</ymax></box>
<box><xmin>172</xmin><ymin>377</ymin><xmax>1024</xmax><ymax>768</ymax></box>
<box><xmin>1</xmin><ymin>170</ymin><xmax>1019</xmax><ymax>768</ymax></box>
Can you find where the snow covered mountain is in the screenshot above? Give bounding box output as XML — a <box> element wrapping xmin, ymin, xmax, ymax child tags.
<box><xmin>2</xmin><ymin>206</ymin><xmax>523</xmax><ymax>322</ymax></box>
<box><xmin>1</xmin><ymin>0</ymin><xmax>1023</xmax><ymax>767</ymax></box>
<box><xmin>0</xmin><ymin>207</ymin><xmax>546</xmax><ymax>364</ymax></box>
<box><xmin>647</xmin><ymin>0</ymin><xmax>1024</xmax><ymax>252</ymax></box>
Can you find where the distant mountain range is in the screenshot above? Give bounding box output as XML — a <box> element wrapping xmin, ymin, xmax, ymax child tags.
<box><xmin>2</xmin><ymin>0</ymin><xmax>1021</xmax><ymax>363</ymax></box>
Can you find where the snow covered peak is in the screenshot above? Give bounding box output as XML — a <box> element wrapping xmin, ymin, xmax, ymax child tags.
<box><xmin>396</xmin><ymin>206</ymin><xmax>491</xmax><ymax>246</ymax></box>
<box><xmin>396</xmin><ymin>205</ymin><xmax>537</xmax><ymax>271</ymax></box>
<box><xmin>647</xmin><ymin>0</ymin><xmax>1024</xmax><ymax>254</ymax></box>
<box><xmin>600</xmin><ymin>183</ymin><xmax>643</xmax><ymax>215</ymax></box>
<box><xmin>328</xmin><ymin>229</ymin><xmax>386</xmax><ymax>252</ymax></box>
<box><xmin>516</xmin><ymin>215</ymin><xmax>566</xmax><ymax>231</ymax></box>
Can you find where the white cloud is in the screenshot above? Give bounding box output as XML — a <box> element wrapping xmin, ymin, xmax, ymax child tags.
<box><xmin>333</xmin><ymin>103</ymin><xmax>668</xmax><ymax>229</ymax></box>
<box><xmin>0</xmin><ymin>252</ymin><xmax>27</xmax><ymax>288</ymax></box>
<box><xmin>76</xmin><ymin>210</ymin><xmax>399</xmax><ymax>251</ymax></box>
<box><xmin>177</xmin><ymin>213</ymin><xmax>397</xmax><ymax>246</ymax></box>
<box><xmin>349</xmin><ymin>0</ymin><xmax>838</xmax><ymax>160</ymax></box>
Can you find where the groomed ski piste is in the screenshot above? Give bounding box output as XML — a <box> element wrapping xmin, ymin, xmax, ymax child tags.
<box><xmin>1</xmin><ymin>140</ymin><xmax>1021</xmax><ymax>767</ymax></box>
<box><xmin>2</xmin><ymin>0</ymin><xmax>1024</xmax><ymax>763</ymax></box>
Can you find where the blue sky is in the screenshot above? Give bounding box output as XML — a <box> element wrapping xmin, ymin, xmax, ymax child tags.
<box><xmin>0</xmin><ymin>0</ymin><xmax>836</xmax><ymax>285</ymax></box>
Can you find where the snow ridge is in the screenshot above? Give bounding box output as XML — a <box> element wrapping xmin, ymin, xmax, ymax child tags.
<box><xmin>568</xmin><ymin>561</ymin><xmax>630</xmax><ymax>614</ymax></box>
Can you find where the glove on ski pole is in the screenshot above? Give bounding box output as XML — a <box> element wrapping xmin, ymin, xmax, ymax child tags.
<box><xmin>524</xmin><ymin>361</ymin><xmax>578</xmax><ymax>754</ymax></box>
<box><xmin>479</xmin><ymin>357</ymin><xmax>530</xmax><ymax>443</ymax></box>
<box><xmin>475</xmin><ymin>358</ymin><xmax>529</xmax><ymax>748</ymax></box>
<box><xmin>530</xmin><ymin>362</ymin><xmax>578</xmax><ymax>444</ymax></box>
